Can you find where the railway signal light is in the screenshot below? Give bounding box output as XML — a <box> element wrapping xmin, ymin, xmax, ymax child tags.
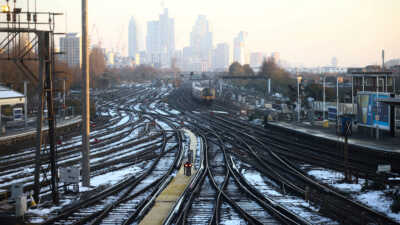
<box><xmin>184</xmin><ymin>162</ymin><xmax>192</xmax><ymax>176</ymax></box>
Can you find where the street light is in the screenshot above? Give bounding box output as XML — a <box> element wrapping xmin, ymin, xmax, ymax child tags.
<box><xmin>336</xmin><ymin>76</ymin><xmax>343</xmax><ymax>132</ymax></box>
<box><xmin>322</xmin><ymin>75</ymin><xmax>326</xmax><ymax>120</ymax></box>
<box><xmin>297</xmin><ymin>76</ymin><xmax>302</xmax><ymax>122</ymax></box>
<box><xmin>1</xmin><ymin>5</ymin><xmax>10</xmax><ymax>13</ymax></box>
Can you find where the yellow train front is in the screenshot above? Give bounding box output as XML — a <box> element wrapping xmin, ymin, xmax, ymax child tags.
<box><xmin>192</xmin><ymin>81</ymin><xmax>216</xmax><ymax>104</ymax></box>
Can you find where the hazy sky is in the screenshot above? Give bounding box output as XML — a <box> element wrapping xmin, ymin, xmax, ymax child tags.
<box><xmin>27</xmin><ymin>0</ymin><xmax>400</xmax><ymax>67</ymax></box>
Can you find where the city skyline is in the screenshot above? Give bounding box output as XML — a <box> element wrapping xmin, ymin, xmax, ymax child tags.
<box><xmin>33</xmin><ymin>0</ymin><xmax>400</xmax><ymax>67</ymax></box>
<box><xmin>146</xmin><ymin>8</ymin><xmax>175</xmax><ymax>67</ymax></box>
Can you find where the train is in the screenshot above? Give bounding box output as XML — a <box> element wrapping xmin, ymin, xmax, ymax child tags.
<box><xmin>191</xmin><ymin>81</ymin><xmax>216</xmax><ymax>104</ymax></box>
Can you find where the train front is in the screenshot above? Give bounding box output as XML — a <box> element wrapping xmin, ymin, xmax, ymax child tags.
<box><xmin>201</xmin><ymin>87</ymin><xmax>216</xmax><ymax>102</ymax></box>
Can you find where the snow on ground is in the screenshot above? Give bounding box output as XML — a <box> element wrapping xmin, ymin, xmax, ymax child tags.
<box><xmin>90</xmin><ymin>165</ymin><xmax>143</xmax><ymax>186</ymax></box>
<box><xmin>306</xmin><ymin>166</ymin><xmax>400</xmax><ymax>222</ymax></box>
<box><xmin>212</xmin><ymin>110</ymin><xmax>229</xmax><ymax>114</ymax></box>
<box><xmin>28</xmin><ymin>198</ymin><xmax>73</xmax><ymax>221</ymax></box>
<box><xmin>168</xmin><ymin>109</ymin><xmax>181</xmax><ymax>115</ymax></box>
<box><xmin>134</xmin><ymin>103</ymin><xmax>141</xmax><ymax>111</ymax></box>
<box><xmin>156</xmin><ymin>120</ymin><xmax>172</xmax><ymax>130</ymax></box>
<box><xmin>221</xmin><ymin>220</ymin><xmax>241</xmax><ymax>225</ymax></box>
<box><xmin>357</xmin><ymin>191</ymin><xmax>400</xmax><ymax>221</ymax></box>
<box><xmin>109</xmin><ymin>114</ymin><xmax>130</xmax><ymax>128</ymax></box>
<box><xmin>240</xmin><ymin>164</ymin><xmax>338</xmax><ymax>224</ymax></box>
<box><xmin>155</xmin><ymin>109</ymin><xmax>169</xmax><ymax>116</ymax></box>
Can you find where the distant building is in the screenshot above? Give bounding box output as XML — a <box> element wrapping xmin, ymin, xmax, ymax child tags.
<box><xmin>134</xmin><ymin>53</ymin><xmax>140</xmax><ymax>65</ymax></box>
<box><xmin>190</xmin><ymin>15</ymin><xmax>213</xmax><ymax>68</ymax></box>
<box><xmin>182</xmin><ymin>47</ymin><xmax>193</xmax><ymax>61</ymax></box>
<box><xmin>59</xmin><ymin>33</ymin><xmax>81</xmax><ymax>67</ymax></box>
<box><xmin>331</xmin><ymin>57</ymin><xmax>338</xmax><ymax>67</ymax></box>
<box><xmin>233</xmin><ymin>31</ymin><xmax>248</xmax><ymax>65</ymax></box>
<box><xmin>146</xmin><ymin>8</ymin><xmax>175</xmax><ymax>68</ymax></box>
<box><xmin>250</xmin><ymin>52</ymin><xmax>263</xmax><ymax>68</ymax></box>
<box><xmin>213</xmin><ymin>43</ymin><xmax>230</xmax><ymax>71</ymax></box>
<box><xmin>138</xmin><ymin>51</ymin><xmax>147</xmax><ymax>64</ymax></box>
<box><xmin>106</xmin><ymin>52</ymin><xmax>114</xmax><ymax>66</ymax></box>
<box><xmin>271</xmin><ymin>52</ymin><xmax>280</xmax><ymax>64</ymax></box>
<box><xmin>128</xmin><ymin>17</ymin><xmax>139</xmax><ymax>59</ymax></box>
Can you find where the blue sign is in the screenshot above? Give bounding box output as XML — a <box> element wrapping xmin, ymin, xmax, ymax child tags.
<box><xmin>328</xmin><ymin>107</ymin><xmax>337</xmax><ymax>121</ymax></box>
<box><xmin>357</xmin><ymin>92</ymin><xmax>390</xmax><ymax>130</ymax></box>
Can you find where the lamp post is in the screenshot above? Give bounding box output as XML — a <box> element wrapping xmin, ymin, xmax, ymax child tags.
<box><xmin>336</xmin><ymin>76</ymin><xmax>343</xmax><ymax>132</ymax></box>
<box><xmin>323</xmin><ymin>75</ymin><xmax>326</xmax><ymax>120</ymax></box>
<box><xmin>297</xmin><ymin>76</ymin><xmax>302</xmax><ymax>122</ymax></box>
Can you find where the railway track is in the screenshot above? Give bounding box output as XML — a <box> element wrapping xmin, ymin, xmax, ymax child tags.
<box><xmin>167</xmin><ymin>86</ymin><xmax>399</xmax><ymax>225</ymax></box>
<box><xmin>41</xmin><ymin>119</ymin><xmax>181</xmax><ymax>225</ymax></box>
<box><xmin>1</xmin><ymin>84</ymin><xmax>397</xmax><ymax>224</ymax></box>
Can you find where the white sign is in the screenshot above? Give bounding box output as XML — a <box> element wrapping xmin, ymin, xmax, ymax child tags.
<box><xmin>60</xmin><ymin>167</ymin><xmax>80</xmax><ymax>184</ymax></box>
<box><xmin>13</xmin><ymin>108</ymin><xmax>23</xmax><ymax>121</ymax></box>
<box><xmin>377</xmin><ymin>164</ymin><xmax>391</xmax><ymax>173</ymax></box>
<box><xmin>11</xmin><ymin>183</ymin><xmax>24</xmax><ymax>199</ymax></box>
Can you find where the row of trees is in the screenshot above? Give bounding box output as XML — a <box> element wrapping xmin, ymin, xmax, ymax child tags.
<box><xmin>226</xmin><ymin>58</ymin><xmax>349</xmax><ymax>104</ymax></box>
<box><xmin>227</xmin><ymin>58</ymin><xmax>295</xmax><ymax>98</ymax></box>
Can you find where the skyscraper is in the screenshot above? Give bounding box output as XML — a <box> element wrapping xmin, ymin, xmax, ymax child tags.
<box><xmin>146</xmin><ymin>8</ymin><xmax>175</xmax><ymax>67</ymax></box>
<box><xmin>128</xmin><ymin>17</ymin><xmax>138</xmax><ymax>59</ymax></box>
<box><xmin>213</xmin><ymin>43</ymin><xmax>230</xmax><ymax>71</ymax></box>
<box><xmin>331</xmin><ymin>57</ymin><xmax>338</xmax><ymax>67</ymax></box>
<box><xmin>59</xmin><ymin>33</ymin><xmax>81</xmax><ymax>67</ymax></box>
<box><xmin>271</xmin><ymin>52</ymin><xmax>280</xmax><ymax>64</ymax></box>
<box><xmin>233</xmin><ymin>31</ymin><xmax>248</xmax><ymax>65</ymax></box>
<box><xmin>250</xmin><ymin>52</ymin><xmax>263</xmax><ymax>68</ymax></box>
<box><xmin>190</xmin><ymin>15</ymin><xmax>213</xmax><ymax>66</ymax></box>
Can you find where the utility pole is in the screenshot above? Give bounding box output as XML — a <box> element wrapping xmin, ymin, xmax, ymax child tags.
<box><xmin>24</xmin><ymin>81</ymin><xmax>28</xmax><ymax>127</ymax></box>
<box><xmin>323</xmin><ymin>76</ymin><xmax>326</xmax><ymax>120</ymax></box>
<box><xmin>297</xmin><ymin>76</ymin><xmax>302</xmax><ymax>122</ymax></box>
<box><xmin>62</xmin><ymin>79</ymin><xmax>66</xmax><ymax>118</ymax></box>
<box><xmin>81</xmin><ymin>0</ymin><xmax>91</xmax><ymax>186</ymax></box>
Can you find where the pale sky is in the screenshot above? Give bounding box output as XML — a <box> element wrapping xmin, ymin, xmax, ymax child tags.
<box><xmin>23</xmin><ymin>0</ymin><xmax>400</xmax><ymax>67</ymax></box>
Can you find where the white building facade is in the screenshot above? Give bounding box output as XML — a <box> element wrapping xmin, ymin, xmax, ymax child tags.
<box><xmin>59</xmin><ymin>33</ymin><xmax>81</xmax><ymax>67</ymax></box>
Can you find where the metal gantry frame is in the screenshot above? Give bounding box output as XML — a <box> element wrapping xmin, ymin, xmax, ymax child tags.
<box><xmin>0</xmin><ymin>4</ymin><xmax>63</xmax><ymax>204</ymax></box>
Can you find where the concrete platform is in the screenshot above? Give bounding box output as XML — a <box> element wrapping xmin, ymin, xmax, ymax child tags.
<box><xmin>269</xmin><ymin>121</ymin><xmax>400</xmax><ymax>153</ymax></box>
<box><xmin>139</xmin><ymin>129</ymin><xmax>198</xmax><ymax>225</ymax></box>
<box><xmin>0</xmin><ymin>116</ymin><xmax>81</xmax><ymax>144</ymax></box>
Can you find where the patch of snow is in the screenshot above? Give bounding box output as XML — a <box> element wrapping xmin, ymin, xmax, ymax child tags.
<box><xmin>28</xmin><ymin>198</ymin><xmax>72</xmax><ymax>217</ymax></box>
<box><xmin>90</xmin><ymin>166</ymin><xmax>142</xmax><ymax>186</ymax></box>
<box><xmin>332</xmin><ymin>183</ymin><xmax>362</xmax><ymax>193</ymax></box>
<box><xmin>109</xmin><ymin>115</ymin><xmax>130</xmax><ymax>128</ymax></box>
<box><xmin>212</xmin><ymin>110</ymin><xmax>229</xmax><ymax>114</ymax></box>
<box><xmin>221</xmin><ymin>220</ymin><xmax>241</xmax><ymax>225</ymax></box>
<box><xmin>307</xmin><ymin>166</ymin><xmax>400</xmax><ymax>222</ymax></box>
<box><xmin>356</xmin><ymin>191</ymin><xmax>400</xmax><ymax>222</ymax></box>
<box><xmin>168</xmin><ymin>109</ymin><xmax>180</xmax><ymax>115</ymax></box>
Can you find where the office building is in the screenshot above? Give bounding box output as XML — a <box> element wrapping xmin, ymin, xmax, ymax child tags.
<box><xmin>190</xmin><ymin>15</ymin><xmax>213</xmax><ymax>66</ymax></box>
<box><xmin>213</xmin><ymin>43</ymin><xmax>230</xmax><ymax>71</ymax></box>
<box><xmin>250</xmin><ymin>52</ymin><xmax>264</xmax><ymax>68</ymax></box>
<box><xmin>233</xmin><ymin>31</ymin><xmax>248</xmax><ymax>65</ymax></box>
<box><xmin>128</xmin><ymin>17</ymin><xmax>139</xmax><ymax>59</ymax></box>
<box><xmin>146</xmin><ymin>8</ymin><xmax>175</xmax><ymax>67</ymax></box>
<box><xmin>59</xmin><ymin>33</ymin><xmax>81</xmax><ymax>67</ymax></box>
<box><xmin>271</xmin><ymin>52</ymin><xmax>280</xmax><ymax>64</ymax></box>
